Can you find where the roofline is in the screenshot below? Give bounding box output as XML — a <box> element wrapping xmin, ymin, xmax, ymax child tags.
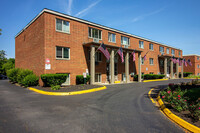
<box><xmin>183</xmin><ymin>54</ymin><xmax>200</xmax><ymax>57</ymax></box>
<box><xmin>15</xmin><ymin>8</ymin><xmax>182</xmax><ymax>50</ymax></box>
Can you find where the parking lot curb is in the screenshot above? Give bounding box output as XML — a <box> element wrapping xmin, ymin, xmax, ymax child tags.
<box><xmin>29</xmin><ymin>86</ymin><xmax>107</xmax><ymax>96</ymax></box>
<box><xmin>157</xmin><ymin>94</ymin><xmax>200</xmax><ymax>133</ymax></box>
<box><xmin>143</xmin><ymin>79</ymin><xmax>168</xmax><ymax>82</ymax></box>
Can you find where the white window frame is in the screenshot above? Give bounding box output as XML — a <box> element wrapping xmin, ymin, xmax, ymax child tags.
<box><xmin>171</xmin><ymin>49</ymin><xmax>175</xmax><ymax>55</ymax></box>
<box><xmin>56</xmin><ymin>18</ymin><xmax>70</xmax><ymax>34</ymax></box>
<box><xmin>108</xmin><ymin>32</ymin><xmax>116</xmax><ymax>43</ymax></box>
<box><xmin>56</xmin><ymin>46</ymin><xmax>70</xmax><ymax>60</ymax></box>
<box><xmin>149</xmin><ymin>43</ymin><xmax>153</xmax><ymax>50</ymax></box>
<box><xmin>88</xmin><ymin>27</ymin><xmax>102</xmax><ymax>40</ymax></box>
<box><xmin>197</xmin><ymin>64</ymin><xmax>200</xmax><ymax>68</ymax></box>
<box><xmin>139</xmin><ymin>41</ymin><xmax>144</xmax><ymax>49</ymax></box>
<box><xmin>166</xmin><ymin>48</ymin><xmax>169</xmax><ymax>54</ymax></box>
<box><xmin>159</xmin><ymin>46</ymin><xmax>164</xmax><ymax>53</ymax></box>
<box><xmin>95</xmin><ymin>73</ymin><xmax>102</xmax><ymax>83</ymax></box>
<box><xmin>121</xmin><ymin>36</ymin><xmax>130</xmax><ymax>46</ymax></box>
<box><xmin>149</xmin><ymin>58</ymin><xmax>154</xmax><ymax>65</ymax></box>
<box><xmin>61</xmin><ymin>73</ymin><xmax>70</xmax><ymax>85</ymax></box>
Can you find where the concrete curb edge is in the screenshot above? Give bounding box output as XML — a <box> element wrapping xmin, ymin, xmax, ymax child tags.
<box><xmin>29</xmin><ymin>86</ymin><xmax>107</xmax><ymax>96</ymax></box>
<box><xmin>157</xmin><ymin>94</ymin><xmax>200</xmax><ymax>132</ymax></box>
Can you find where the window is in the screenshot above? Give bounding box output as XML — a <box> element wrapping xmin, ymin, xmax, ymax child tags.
<box><xmin>139</xmin><ymin>41</ymin><xmax>144</xmax><ymax>49</ymax></box>
<box><xmin>197</xmin><ymin>64</ymin><xmax>200</xmax><ymax>68</ymax></box>
<box><xmin>88</xmin><ymin>27</ymin><xmax>102</xmax><ymax>39</ymax></box>
<box><xmin>197</xmin><ymin>57</ymin><xmax>199</xmax><ymax>60</ymax></box>
<box><xmin>62</xmin><ymin>74</ymin><xmax>70</xmax><ymax>85</ymax></box>
<box><xmin>56</xmin><ymin>18</ymin><xmax>70</xmax><ymax>33</ymax></box>
<box><xmin>179</xmin><ymin>51</ymin><xmax>181</xmax><ymax>57</ymax></box>
<box><xmin>121</xmin><ymin>36</ymin><xmax>130</xmax><ymax>45</ymax></box>
<box><xmin>108</xmin><ymin>33</ymin><xmax>116</xmax><ymax>43</ymax></box>
<box><xmin>56</xmin><ymin>46</ymin><xmax>70</xmax><ymax>59</ymax></box>
<box><xmin>95</xmin><ymin>52</ymin><xmax>102</xmax><ymax>62</ymax></box>
<box><xmin>149</xmin><ymin>58</ymin><xmax>154</xmax><ymax>65</ymax></box>
<box><xmin>149</xmin><ymin>43</ymin><xmax>153</xmax><ymax>50</ymax></box>
<box><xmin>171</xmin><ymin>49</ymin><xmax>175</xmax><ymax>55</ymax></box>
<box><xmin>166</xmin><ymin>48</ymin><xmax>169</xmax><ymax>54</ymax></box>
<box><xmin>160</xmin><ymin>60</ymin><xmax>164</xmax><ymax>66</ymax></box>
<box><xmin>141</xmin><ymin>57</ymin><xmax>144</xmax><ymax>65</ymax></box>
<box><xmin>159</xmin><ymin>46</ymin><xmax>164</xmax><ymax>53</ymax></box>
<box><xmin>150</xmin><ymin>72</ymin><xmax>154</xmax><ymax>74</ymax></box>
<box><xmin>95</xmin><ymin>73</ymin><xmax>101</xmax><ymax>82</ymax></box>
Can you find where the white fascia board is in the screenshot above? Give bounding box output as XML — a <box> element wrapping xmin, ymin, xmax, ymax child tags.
<box><xmin>15</xmin><ymin>8</ymin><xmax>181</xmax><ymax>50</ymax></box>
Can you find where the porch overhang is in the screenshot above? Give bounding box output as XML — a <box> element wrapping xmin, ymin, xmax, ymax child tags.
<box><xmin>83</xmin><ymin>42</ymin><xmax>142</xmax><ymax>53</ymax></box>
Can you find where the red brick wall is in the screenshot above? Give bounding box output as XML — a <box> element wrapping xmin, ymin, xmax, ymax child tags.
<box><xmin>184</xmin><ymin>55</ymin><xmax>200</xmax><ymax>75</ymax></box>
<box><xmin>15</xmin><ymin>11</ymin><xmax>183</xmax><ymax>85</ymax></box>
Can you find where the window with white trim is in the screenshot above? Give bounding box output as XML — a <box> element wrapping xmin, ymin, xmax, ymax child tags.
<box><xmin>121</xmin><ymin>36</ymin><xmax>130</xmax><ymax>45</ymax></box>
<box><xmin>95</xmin><ymin>73</ymin><xmax>101</xmax><ymax>82</ymax></box>
<box><xmin>56</xmin><ymin>18</ymin><xmax>70</xmax><ymax>33</ymax></box>
<box><xmin>149</xmin><ymin>43</ymin><xmax>153</xmax><ymax>50</ymax></box>
<box><xmin>166</xmin><ymin>48</ymin><xmax>169</xmax><ymax>54</ymax></box>
<box><xmin>88</xmin><ymin>27</ymin><xmax>102</xmax><ymax>39</ymax></box>
<box><xmin>197</xmin><ymin>64</ymin><xmax>200</xmax><ymax>68</ymax></box>
<box><xmin>139</xmin><ymin>41</ymin><xmax>144</xmax><ymax>49</ymax></box>
<box><xmin>108</xmin><ymin>33</ymin><xmax>116</xmax><ymax>43</ymax></box>
<box><xmin>160</xmin><ymin>46</ymin><xmax>164</xmax><ymax>53</ymax></box>
<box><xmin>149</xmin><ymin>58</ymin><xmax>154</xmax><ymax>65</ymax></box>
<box><xmin>56</xmin><ymin>46</ymin><xmax>70</xmax><ymax>59</ymax></box>
<box><xmin>171</xmin><ymin>49</ymin><xmax>175</xmax><ymax>55</ymax></box>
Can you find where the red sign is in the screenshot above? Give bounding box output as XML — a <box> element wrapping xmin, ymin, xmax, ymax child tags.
<box><xmin>46</xmin><ymin>58</ymin><xmax>50</xmax><ymax>64</ymax></box>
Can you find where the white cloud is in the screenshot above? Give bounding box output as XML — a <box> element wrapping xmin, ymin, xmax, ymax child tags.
<box><xmin>67</xmin><ymin>0</ymin><xmax>73</xmax><ymax>15</ymax></box>
<box><xmin>75</xmin><ymin>0</ymin><xmax>101</xmax><ymax>17</ymax></box>
<box><xmin>132</xmin><ymin>7</ymin><xmax>165</xmax><ymax>22</ymax></box>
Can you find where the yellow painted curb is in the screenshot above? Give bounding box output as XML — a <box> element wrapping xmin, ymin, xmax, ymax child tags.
<box><xmin>114</xmin><ymin>81</ymin><xmax>121</xmax><ymax>84</ymax></box>
<box><xmin>29</xmin><ymin>86</ymin><xmax>106</xmax><ymax>96</ymax></box>
<box><xmin>143</xmin><ymin>79</ymin><xmax>168</xmax><ymax>82</ymax></box>
<box><xmin>184</xmin><ymin>77</ymin><xmax>199</xmax><ymax>79</ymax></box>
<box><xmin>148</xmin><ymin>88</ymin><xmax>155</xmax><ymax>103</ymax></box>
<box><xmin>157</xmin><ymin>95</ymin><xmax>200</xmax><ymax>133</ymax></box>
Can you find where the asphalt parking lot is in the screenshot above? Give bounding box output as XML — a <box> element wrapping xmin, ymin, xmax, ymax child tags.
<box><xmin>0</xmin><ymin>79</ymin><xmax>192</xmax><ymax>133</ymax></box>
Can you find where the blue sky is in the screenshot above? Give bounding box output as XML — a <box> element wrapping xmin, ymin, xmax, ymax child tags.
<box><xmin>0</xmin><ymin>0</ymin><xmax>200</xmax><ymax>58</ymax></box>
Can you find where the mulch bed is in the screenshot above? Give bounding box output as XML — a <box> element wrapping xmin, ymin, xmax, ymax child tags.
<box><xmin>163</xmin><ymin>101</ymin><xmax>200</xmax><ymax>128</ymax></box>
<box><xmin>32</xmin><ymin>85</ymin><xmax>104</xmax><ymax>92</ymax></box>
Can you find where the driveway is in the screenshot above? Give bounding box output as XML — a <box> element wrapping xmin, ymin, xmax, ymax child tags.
<box><xmin>0</xmin><ymin>79</ymin><xmax>191</xmax><ymax>133</ymax></box>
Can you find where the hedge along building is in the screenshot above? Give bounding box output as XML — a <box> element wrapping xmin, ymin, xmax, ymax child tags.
<box><xmin>183</xmin><ymin>55</ymin><xmax>200</xmax><ymax>76</ymax></box>
<box><xmin>15</xmin><ymin>8</ymin><xmax>184</xmax><ymax>85</ymax></box>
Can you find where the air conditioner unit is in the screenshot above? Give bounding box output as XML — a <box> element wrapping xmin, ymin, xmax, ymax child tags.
<box><xmin>124</xmin><ymin>45</ymin><xmax>128</xmax><ymax>48</ymax></box>
<box><xmin>93</xmin><ymin>38</ymin><xmax>99</xmax><ymax>43</ymax></box>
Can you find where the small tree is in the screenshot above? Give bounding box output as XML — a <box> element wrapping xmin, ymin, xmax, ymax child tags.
<box><xmin>2</xmin><ymin>58</ymin><xmax>15</xmax><ymax>75</ymax></box>
<box><xmin>0</xmin><ymin>29</ymin><xmax>2</xmax><ymax>35</ymax></box>
<box><xmin>0</xmin><ymin>50</ymin><xmax>7</xmax><ymax>74</ymax></box>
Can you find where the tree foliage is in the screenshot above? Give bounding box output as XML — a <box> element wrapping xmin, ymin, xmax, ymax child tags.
<box><xmin>0</xmin><ymin>29</ymin><xmax>2</xmax><ymax>35</ymax></box>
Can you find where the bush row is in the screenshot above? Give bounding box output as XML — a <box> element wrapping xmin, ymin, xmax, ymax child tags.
<box><xmin>133</xmin><ymin>74</ymin><xmax>165</xmax><ymax>81</ymax></box>
<box><xmin>76</xmin><ymin>75</ymin><xmax>90</xmax><ymax>84</ymax></box>
<box><xmin>40</xmin><ymin>74</ymin><xmax>68</xmax><ymax>87</ymax></box>
<box><xmin>178</xmin><ymin>72</ymin><xmax>193</xmax><ymax>78</ymax></box>
<box><xmin>7</xmin><ymin>68</ymin><xmax>39</xmax><ymax>87</ymax></box>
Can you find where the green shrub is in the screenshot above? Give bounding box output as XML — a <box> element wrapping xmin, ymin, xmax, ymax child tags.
<box><xmin>133</xmin><ymin>74</ymin><xmax>165</xmax><ymax>81</ymax></box>
<box><xmin>17</xmin><ymin>69</ymin><xmax>33</xmax><ymax>85</ymax></box>
<box><xmin>76</xmin><ymin>75</ymin><xmax>90</xmax><ymax>84</ymax></box>
<box><xmin>133</xmin><ymin>75</ymin><xmax>138</xmax><ymax>81</ymax></box>
<box><xmin>7</xmin><ymin>68</ymin><xmax>20</xmax><ymax>83</ymax></box>
<box><xmin>2</xmin><ymin>58</ymin><xmax>15</xmax><ymax>75</ymax></box>
<box><xmin>21</xmin><ymin>74</ymin><xmax>39</xmax><ymax>87</ymax></box>
<box><xmin>51</xmin><ymin>85</ymin><xmax>61</xmax><ymax>90</ymax></box>
<box><xmin>41</xmin><ymin>74</ymin><xmax>68</xmax><ymax>87</ymax></box>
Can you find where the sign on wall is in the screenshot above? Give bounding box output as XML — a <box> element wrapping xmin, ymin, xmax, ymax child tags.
<box><xmin>45</xmin><ymin>64</ymin><xmax>51</xmax><ymax>70</ymax></box>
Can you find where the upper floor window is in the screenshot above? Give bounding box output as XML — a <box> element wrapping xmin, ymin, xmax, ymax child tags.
<box><xmin>141</xmin><ymin>57</ymin><xmax>144</xmax><ymax>65</ymax></box>
<box><xmin>166</xmin><ymin>48</ymin><xmax>169</xmax><ymax>54</ymax></box>
<box><xmin>149</xmin><ymin>43</ymin><xmax>153</xmax><ymax>50</ymax></box>
<box><xmin>198</xmin><ymin>64</ymin><xmax>200</xmax><ymax>68</ymax></box>
<box><xmin>88</xmin><ymin>27</ymin><xmax>102</xmax><ymax>39</ymax></box>
<box><xmin>56</xmin><ymin>18</ymin><xmax>70</xmax><ymax>33</ymax></box>
<box><xmin>139</xmin><ymin>41</ymin><xmax>144</xmax><ymax>49</ymax></box>
<box><xmin>197</xmin><ymin>57</ymin><xmax>199</xmax><ymax>60</ymax></box>
<box><xmin>108</xmin><ymin>33</ymin><xmax>116</xmax><ymax>43</ymax></box>
<box><xmin>121</xmin><ymin>36</ymin><xmax>130</xmax><ymax>45</ymax></box>
<box><xmin>159</xmin><ymin>46</ymin><xmax>164</xmax><ymax>53</ymax></box>
<box><xmin>56</xmin><ymin>46</ymin><xmax>70</xmax><ymax>59</ymax></box>
<box><xmin>179</xmin><ymin>51</ymin><xmax>181</xmax><ymax>57</ymax></box>
<box><xmin>149</xmin><ymin>58</ymin><xmax>154</xmax><ymax>65</ymax></box>
<box><xmin>171</xmin><ymin>49</ymin><xmax>175</xmax><ymax>55</ymax></box>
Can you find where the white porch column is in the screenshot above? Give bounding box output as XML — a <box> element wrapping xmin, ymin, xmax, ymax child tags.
<box><xmin>164</xmin><ymin>57</ymin><xmax>168</xmax><ymax>78</ymax></box>
<box><xmin>110</xmin><ymin>49</ymin><xmax>115</xmax><ymax>84</ymax></box>
<box><xmin>138</xmin><ymin>52</ymin><xmax>142</xmax><ymax>82</ymax></box>
<box><xmin>181</xmin><ymin>60</ymin><xmax>184</xmax><ymax>78</ymax></box>
<box><xmin>176</xmin><ymin>61</ymin><xmax>179</xmax><ymax>78</ymax></box>
<box><xmin>125</xmin><ymin>52</ymin><xmax>129</xmax><ymax>83</ymax></box>
<box><xmin>170</xmin><ymin>59</ymin><xmax>173</xmax><ymax>79</ymax></box>
<box><xmin>90</xmin><ymin>46</ymin><xmax>95</xmax><ymax>84</ymax></box>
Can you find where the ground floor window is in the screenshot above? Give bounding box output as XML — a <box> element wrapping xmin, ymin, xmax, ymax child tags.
<box><xmin>61</xmin><ymin>73</ymin><xmax>70</xmax><ymax>85</ymax></box>
<box><xmin>122</xmin><ymin>73</ymin><xmax>126</xmax><ymax>81</ymax></box>
<box><xmin>95</xmin><ymin>73</ymin><xmax>101</xmax><ymax>82</ymax></box>
<box><xmin>150</xmin><ymin>72</ymin><xmax>154</xmax><ymax>74</ymax></box>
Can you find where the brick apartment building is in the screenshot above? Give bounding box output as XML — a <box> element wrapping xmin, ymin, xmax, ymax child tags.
<box><xmin>15</xmin><ymin>9</ymin><xmax>184</xmax><ymax>85</ymax></box>
<box><xmin>183</xmin><ymin>55</ymin><xmax>200</xmax><ymax>76</ymax></box>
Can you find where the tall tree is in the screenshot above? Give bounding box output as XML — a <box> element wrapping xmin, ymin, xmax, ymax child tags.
<box><xmin>0</xmin><ymin>50</ymin><xmax>7</xmax><ymax>74</ymax></box>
